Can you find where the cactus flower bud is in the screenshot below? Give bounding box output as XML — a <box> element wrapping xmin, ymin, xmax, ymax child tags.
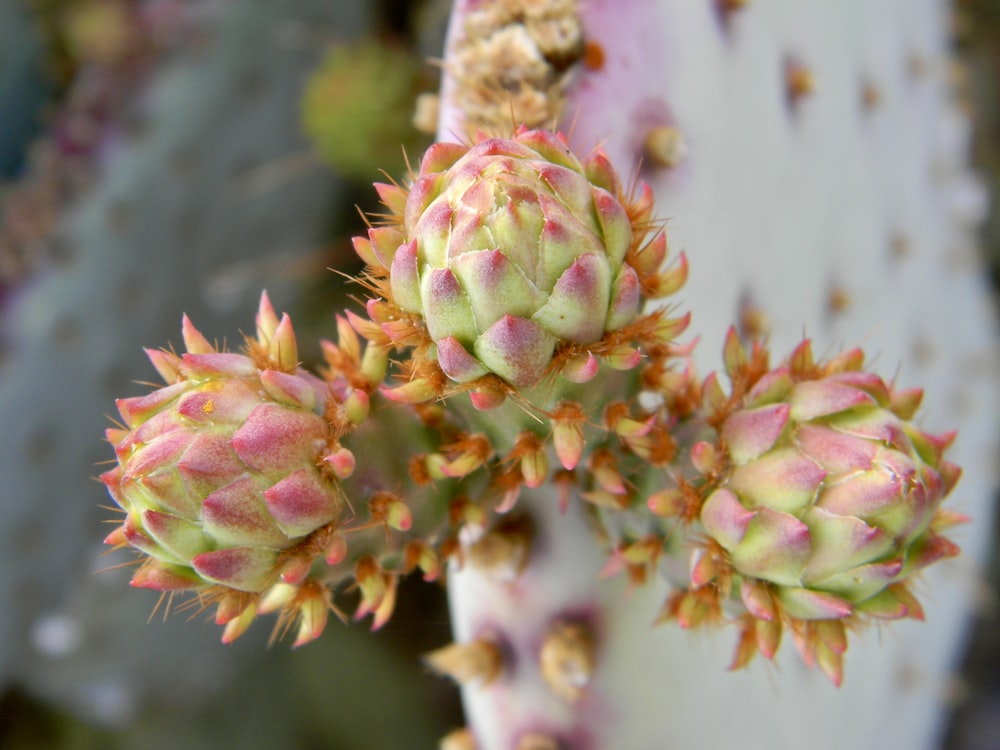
<box><xmin>355</xmin><ymin>126</ymin><xmax>686</xmax><ymax>401</ymax></box>
<box><xmin>679</xmin><ymin>340</ymin><xmax>962</xmax><ymax>684</ymax></box>
<box><xmin>102</xmin><ymin>294</ymin><xmax>347</xmax><ymax>639</ymax></box>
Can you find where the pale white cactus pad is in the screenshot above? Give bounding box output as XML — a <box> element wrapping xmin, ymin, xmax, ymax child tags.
<box><xmin>442</xmin><ymin>1</ymin><xmax>999</xmax><ymax>748</ymax></box>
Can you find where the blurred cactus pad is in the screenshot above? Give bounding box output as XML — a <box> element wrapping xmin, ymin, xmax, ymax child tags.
<box><xmin>302</xmin><ymin>37</ymin><xmax>433</xmax><ymax>181</ymax></box>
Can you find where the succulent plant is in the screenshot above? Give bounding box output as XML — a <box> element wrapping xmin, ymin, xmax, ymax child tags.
<box><xmin>355</xmin><ymin>125</ymin><xmax>688</xmax><ymax>412</ymax></box>
<box><xmin>88</xmin><ymin>0</ymin><xmax>1000</xmax><ymax>748</ymax></box>
<box><xmin>663</xmin><ymin>335</ymin><xmax>963</xmax><ymax>686</ymax></box>
<box><xmin>102</xmin><ymin>294</ymin><xmax>363</xmax><ymax>643</ymax></box>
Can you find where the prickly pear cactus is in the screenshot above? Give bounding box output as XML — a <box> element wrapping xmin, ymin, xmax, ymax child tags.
<box><xmin>74</xmin><ymin>0</ymin><xmax>998</xmax><ymax>748</ymax></box>
<box><xmin>438</xmin><ymin>1</ymin><xmax>999</xmax><ymax>748</ymax></box>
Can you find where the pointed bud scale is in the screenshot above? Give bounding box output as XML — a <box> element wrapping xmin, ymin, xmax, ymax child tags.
<box><xmin>790</xmin><ymin>380</ymin><xmax>876</xmax><ymax>421</ymax></box>
<box><xmin>603</xmin><ymin>344</ymin><xmax>642</xmax><ymax>371</ymax></box>
<box><xmin>800</xmin><ymin>508</ymin><xmax>893</xmax><ymax>584</ymax></box>
<box><xmin>562</xmin><ymin>351</ymin><xmax>599</xmax><ymax>383</ymax></box>
<box><xmin>722</xmin><ymin>326</ymin><xmax>747</xmax><ymax>379</ymax></box>
<box><xmin>192</xmin><ymin>547</ymin><xmax>279</xmax><ymax>592</ymax></box>
<box><xmin>777</xmin><ymin>587</ymin><xmax>852</xmax><ymax>620</ymax></box>
<box><xmin>788</xmin><ymin>338</ymin><xmax>815</xmax><ymax>375</ymax></box>
<box><xmin>690</xmin><ymin>441</ymin><xmax>718</xmax><ymax>475</ymax></box>
<box><xmin>589</xmin><ymin>448</ymin><xmax>627</xmax><ymax>494</ymax></box>
<box><xmin>354</xmin><ymin>556</ymin><xmax>387</xmax><ymax>615</ymax></box>
<box><xmin>351</xmin><ymin>235</ymin><xmax>381</xmax><ymax>270</ymax></box>
<box><xmin>591</xmin><ymin>189</ymin><xmax>631</xmax><ymax>268</ymax></box>
<box><xmin>513</xmin><ymin>431</ymin><xmax>549</xmax><ymax>489</ymax></box>
<box><xmin>551</xmin><ymin>402</ymin><xmax>586</xmax><ymax>470</ymax></box>
<box><xmin>324</xmin><ymin>533</ymin><xmax>348</xmax><ymax>565</ymax></box>
<box><xmin>689</xmin><ymin>548</ymin><xmax>720</xmax><ymax>588</ymax></box>
<box><xmin>648</xmin><ymin>488</ymin><xmax>685</xmax><ymax>517</ymax></box>
<box><xmin>729</xmin><ymin>622</ymin><xmax>759</xmax><ymax>671</ymax></box>
<box><xmin>370</xmin><ymin>492</ymin><xmax>413</xmax><ymax>532</ymax></box>
<box><xmin>181</xmin><ymin>352</ymin><xmax>258</xmax><ymax>380</ymax></box>
<box><xmin>701</xmin><ymin>489</ymin><xmax>754</xmax><ymax>550</ymax></box>
<box><xmin>890</xmin><ymin>387</ymin><xmax>924</xmax><ymax>420</ymax></box>
<box><xmin>583</xmin><ymin>149</ymin><xmax>621</xmax><ymax>194</ymax></box>
<box><xmin>181</xmin><ymin>314</ymin><xmax>214</xmax><ymax>354</ymax></box>
<box><xmin>343</xmin><ymin>389</ymin><xmax>370</xmax><ymax>425</ymax></box>
<box><xmin>346</xmin><ymin>308</ymin><xmax>386</xmax><ymax>343</ymax></box>
<box><xmin>437</xmin><ymin>337</ymin><xmax>489</xmax><ymax>382</ymax></box>
<box><xmin>103</xmin><ymin>524</ymin><xmax>127</xmax><ymax>547</ymax></box>
<box><xmin>702</xmin><ymin>371</ymin><xmax>728</xmax><ymax>414</ymax></box>
<box><xmin>740</xmin><ymin>578</ymin><xmax>777</xmax><ymax>621</ymax></box>
<box><xmin>374</xmin><ymin>181</ymin><xmax>408</xmax><ymax>216</ymax></box>
<box><xmin>419</xmin><ymin>140</ymin><xmax>469</xmax><ymax>174</ymax></box>
<box><xmin>746</xmin><ymin>367</ymin><xmax>794</xmax><ymax>406</ymax></box>
<box><xmin>368</xmin><ymin>226</ymin><xmax>407</xmax><ymax>269</ymax></box>
<box><xmin>258</xmin><ymin>582</ymin><xmax>297</xmax><ymax>616</ymax></box>
<box><xmin>421</xmin><ymin>269</ymin><xmax>478</xmax><ymax>344</ymax></box>
<box><xmin>220</xmin><ymin>602</ymin><xmax>258</xmax><ymax>644</ymax></box>
<box><xmin>932</xmin><ymin>507</ymin><xmax>971</xmax><ymax>532</ymax></box>
<box><xmin>369</xmin><ymin>575</ymin><xmax>398</xmax><ymax>631</ymax></box>
<box><xmin>752</xmin><ymin>617</ymin><xmax>781</xmax><ymax>660</ymax></box>
<box><xmin>264</xmin><ymin>469</ymin><xmax>339</xmax><ymax>538</ymax></box>
<box><xmin>116</xmin><ymin>382</ymin><xmax>190</xmax><ymax>428</ymax></box>
<box><xmin>359</xmin><ymin>343</ymin><xmax>389</xmax><ymax>385</ymax></box>
<box><xmin>381</xmin><ymin>377</ymin><xmax>439</xmax><ymax>404</ymax></box>
<box><xmin>255</xmin><ymin>291</ymin><xmax>280</xmax><ymax>343</ymax></box>
<box><xmin>145</xmin><ymin>348</ymin><xmax>183</xmax><ymax>384</ymax></box>
<box><xmin>533</xmin><ymin>254</ymin><xmax>611</xmax><ymax>343</ymax></box>
<box><xmin>475</xmin><ymin>315</ymin><xmax>556</xmax><ymax>389</ymax></box>
<box><xmin>130</xmin><ymin>560</ymin><xmax>202</xmax><ymax>591</ymax></box>
<box><xmin>722</xmin><ymin>403</ymin><xmax>790</xmax><ymax>465</ymax></box>
<box><xmin>389</xmin><ymin>239</ymin><xmax>422</xmax><ymax>313</ymax></box>
<box><xmin>469</xmin><ymin>383</ymin><xmax>507</xmax><ymax>410</ymax></box>
<box><xmin>646</xmin><ymin>250</ymin><xmax>689</xmax><ymax>299</ymax></box>
<box><xmin>728</xmin><ymin>449</ymin><xmax>827</xmax><ymax>515</ymax></box>
<box><xmin>141</xmin><ymin>510</ymin><xmax>212</xmax><ymax>562</ymax></box>
<box><xmin>260</xmin><ymin>369</ymin><xmax>318</xmax><ymax>410</ymax></box>
<box><xmin>606</xmin><ymin>265</ymin><xmax>641</xmax><ymax>331</ymax></box>
<box><xmin>324</xmin><ymin>447</ymin><xmax>356</xmax><ymax>479</ymax></box>
<box><xmin>269</xmin><ymin>314</ymin><xmax>299</xmax><ymax>372</ymax></box>
<box><xmin>405</xmin><ymin>540</ymin><xmax>441</xmax><ymax>581</ymax></box>
<box><xmin>730</xmin><ymin>507</ymin><xmax>812</xmax><ymax>587</ymax></box>
<box><xmin>292</xmin><ymin>592</ymin><xmax>331</xmax><ymax>648</ymax></box>
<box><xmin>280</xmin><ymin>555</ymin><xmax>313</xmax><ymax>586</ymax></box>
<box><xmin>630</xmin><ymin>231</ymin><xmax>668</xmax><ymax>280</ymax></box>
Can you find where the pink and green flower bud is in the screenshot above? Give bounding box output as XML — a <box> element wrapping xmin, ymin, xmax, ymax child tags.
<box><xmin>102</xmin><ymin>295</ymin><xmax>349</xmax><ymax>640</ymax></box>
<box><xmin>689</xmin><ymin>341</ymin><xmax>962</xmax><ymax>681</ymax></box>
<box><xmin>356</xmin><ymin>126</ymin><xmax>685</xmax><ymax>395</ymax></box>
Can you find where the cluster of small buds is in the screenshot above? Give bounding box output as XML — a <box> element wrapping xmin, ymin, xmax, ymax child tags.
<box><xmin>101</xmin><ymin>127</ymin><xmax>965</xmax><ymax>693</ymax></box>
